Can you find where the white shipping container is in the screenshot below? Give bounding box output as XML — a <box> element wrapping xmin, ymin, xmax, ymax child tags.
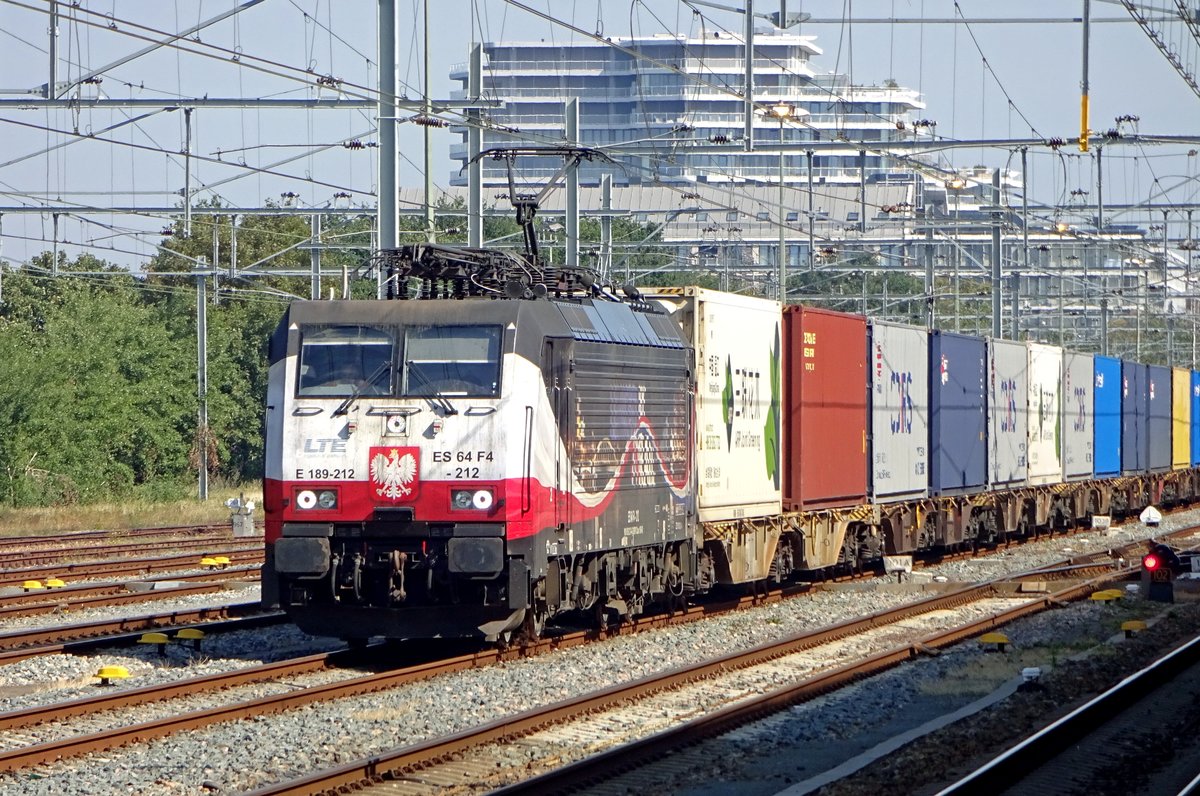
<box><xmin>1028</xmin><ymin>342</ymin><xmax>1064</xmax><ymax>485</ymax></box>
<box><xmin>1062</xmin><ymin>351</ymin><xmax>1094</xmax><ymax>480</ymax></box>
<box><xmin>649</xmin><ymin>287</ymin><xmax>782</xmax><ymax>522</ymax></box>
<box><xmin>869</xmin><ymin>320</ymin><xmax>929</xmax><ymax>502</ymax></box>
<box><xmin>988</xmin><ymin>338</ymin><xmax>1028</xmax><ymax>488</ymax></box>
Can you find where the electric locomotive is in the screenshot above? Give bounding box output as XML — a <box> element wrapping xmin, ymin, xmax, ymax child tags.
<box><xmin>262</xmin><ymin>244</ymin><xmax>700</xmax><ymax>642</ymax></box>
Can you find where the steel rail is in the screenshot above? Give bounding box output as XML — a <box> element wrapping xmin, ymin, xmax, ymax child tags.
<box><xmin>0</xmin><ymin>648</ymin><xmax>349</xmax><ymax>732</ymax></box>
<box><xmin>0</xmin><ymin>586</ymin><xmax>806</xmax><ymax>769</ymax></box>
<box><xmin>0</xmin><ymin>602</ymin><xmax>265</xmax><ymax>654</ymax></box>
<box><xmin>0</xmin><ymin>582</ymin><xmax>253</xmax><ymax>621</ymax></box>
<box><xmin>491</xmin><ymin>534</ymin><xmax>1200</xmax><ymax>795</ymax></box>
<box><xmin>0</xmin><ymin>566</ymin><xmax>260</xmax><ymax>609</ymax></box>
<box><xmin>0</xmin><ymin>549</ymin><xmax>262</xmax><ymax>588</ymax></box>
<box><xmin>0</xmin><ymin>535</ymin><xmax>240</xmax><ymax>567</ymax></box>
<box><xmin>0</xmin><ymin>524</ymin><xmax>228</xmax><ymax>551</ymax></box>
<box><xmin>940</xmin><ymin>633</ymin><xmax>1200</xmax><ymax>794</ymax></box>
<box><xmin>0</xmin><ymin>611</ymin><xmax>284</xmax><ymax>666</ymax></box>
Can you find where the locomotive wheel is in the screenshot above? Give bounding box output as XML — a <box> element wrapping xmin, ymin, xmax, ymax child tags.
<box><xmin>519</xmin><ymin>606</ymin><xmax>547</xmax><ymax>643</ymax></box>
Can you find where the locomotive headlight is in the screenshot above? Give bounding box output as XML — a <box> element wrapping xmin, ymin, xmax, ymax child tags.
<box><xmin>295</xmin><ymin>489</ymin><xmax>337</xmax><ymax>511</ymax></box>
<box><xmin>451</xmin><ymin>488</ymin><xmax>494</xmax><ymax>511</ymax></box>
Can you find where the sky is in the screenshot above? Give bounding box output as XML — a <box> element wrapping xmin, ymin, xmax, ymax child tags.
<box><xmin>0</xmin><ymin>0</ymin><xmax>1198</xmax><ymax>267</ymax></box>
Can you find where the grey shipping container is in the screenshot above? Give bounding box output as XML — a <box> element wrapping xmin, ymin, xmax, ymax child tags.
<box><xmin>1026</xmin><ymin>343</ymin><xmax>1063</xmax><ymax>485</ymax></box>
<box><xmin>1148</xmin><ymin>364</ymin><xmax>1172</xmax><ymax>473</ymax></box>
<box><xmin>869</xmin><ymin>320</ymin><xmax>929</xmax><ymax>502</ymax></box>
<box><xmin>1061</xmin><ymin>351</ymin><xmax>1094</xmax><ymax>481</ymax></box>
<box><xmin>930</xmin><ymin>331</ymin><xmax>988</xmax><ymax>495</ymax></box>
<box><xmin>988</xmin><ymin>338</ymin><xmax>1027</xmax><ymax>489</ymax></box>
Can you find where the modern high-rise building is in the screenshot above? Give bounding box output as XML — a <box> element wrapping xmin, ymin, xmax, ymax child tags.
<box><xmin>449</xmin><ymin>31</ymin><xmax>928</xmax><ymax>187</ymax></box>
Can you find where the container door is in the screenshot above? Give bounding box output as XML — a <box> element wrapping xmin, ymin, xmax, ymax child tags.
<box><xmin>1148</xmin><ymin>365</ymin><xmax>1172</xmax><ymax>472</ymax></box>
<box><xmin>930</xmin><ymin>331</ymin><xmax>987</xmax><ymax>495</ymax></box>
<box><xmin>988</xmin><ymin>339</ymin><xmax>1027</xmax><ymax>489</ymax></box>
<box><xmin>1094</xmin><ymin>356</ymin><xmax>1122</xmax><ymax>477</ymax></box>
<box><xmin>870</xmin><ymin>322</ymin><xmax>929</xmax><ymax>502</ymax></box>
<box><xmin>786</xmin><ymin>306</ymin><xmax>868</xmax><ymax>510</ymax></box>
<box><xmin>1172</xmin><ymin>367</ymin><xmax>1190</xmax><ymax>470</ymax></box>
<box><xmin>1192</xmin><ymin>371</ymin><xmax>1200</xmax><ymax>467</ymax></box>
<box><xmin>1122</xmin><ymin>362</ymin><xmax>1147</xmax><ymax>474</ymax></box>
<box><xmin>1062</xmin><ymin>352</ymin><xmax>1093</xmax><ymax>481</ymax></box>
<box><xmin>1027</xmin><ymin>343</ymin><xmax>1063</xmax><ymax>485</ymax></box>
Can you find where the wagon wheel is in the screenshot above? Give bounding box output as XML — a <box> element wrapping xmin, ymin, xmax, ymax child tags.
<box><xmin>594</xmin><ymin>602</ymin><xmax>608</xmax><ymax>631</ymax></box>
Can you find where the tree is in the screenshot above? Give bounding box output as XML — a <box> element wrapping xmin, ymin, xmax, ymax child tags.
<box><xmin>0</xmin><ymin>263</ymin><xmax>194</xmax><ymax>504</ymax></box>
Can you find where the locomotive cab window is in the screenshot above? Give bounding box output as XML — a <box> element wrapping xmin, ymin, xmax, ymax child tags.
<box><xmin>403</xmin><ymin>325</ymin><xmax>501</xmax><ymax>397</ymax></box>
<box><xmin>297</xmin><ymin>325</ymin><xmax>394</xmax><ymax>397</ymax></box>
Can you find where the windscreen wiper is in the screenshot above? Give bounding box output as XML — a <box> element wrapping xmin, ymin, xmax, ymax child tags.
<box><xmin>332</xmin><ymin>361</ymin><xmax>392</xmax><ymax>417</ymax></box>
<box><xmin>404</xmin><ymin>362</ymin><xmax>459</xmax><ymax>416</ymax></box>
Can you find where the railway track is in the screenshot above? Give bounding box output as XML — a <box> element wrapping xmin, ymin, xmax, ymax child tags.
<box><xmin>0</xmin><ymin>547</ymin><xmax>262</xmax><ymax>588</ymax></box>
<box><xmin>0</xmin><ymin>545</ymin><xmax>1145</xmax><ymax>787</ymax></box>
<box><xmin>0</xmin><ymin>587</ymin><xmax>806</xmax><ymax>773</ymax></box>
<box><xmin>245</xmin><ymin>569</ymin><xmax>1125</xmax><ymax>795</ymax></box>
<box><xmin>0</xmin><ymin>566</ymin><xmax>259</xmax><ymax>615</ymax></box>
<box><xmin>0</xmin><ymin>578</ymin><xmax>255</xmax><ymax>622</ymax></box>
<box><xmin>940</xmin><ymin>632</ymin><xmax>1200</xmax><ymax>795</ymax></box>
<box><xmin>0</xmin><ymin>533</ymin><xmax>239</xmax><ymax>568</ymax></box>
<box><xmin>0</xmin><ymin>602</ymin><xmax>270</xmax><ymax>661</ymax></box>
<box><xmin>0</xmin><ymin>522</ymin><xmax>1188</xmax><ymax>789</ymax></box>
<box><xmin>0</xmin><ymin>524</ymin><xmax>229</xmax><ymax>553</ymax></box>
<box><xmin>0</xmin><ymin>611</ymin><xmax>284</xmax><ymax>667</ymax></box>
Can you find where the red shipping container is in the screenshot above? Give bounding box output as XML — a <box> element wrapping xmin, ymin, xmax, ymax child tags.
<box><xmin>783</xmin><ymin>305</ymin><xmax>869</xmax><ymax>510</ymax></box>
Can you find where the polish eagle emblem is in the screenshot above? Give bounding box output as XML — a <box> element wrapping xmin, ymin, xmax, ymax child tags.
<box><xmin>369</xmin><ymin>446</ymin><xmax>419</xmax><ymax>500</ymax></box>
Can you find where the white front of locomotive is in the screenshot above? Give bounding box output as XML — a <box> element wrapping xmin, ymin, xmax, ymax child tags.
<box><xmin>263</xmin><ymin>300</ymin><xmax>552</xmax><ymax>641</ymax></box>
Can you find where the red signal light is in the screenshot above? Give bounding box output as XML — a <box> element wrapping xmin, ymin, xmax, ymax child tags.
<box><xmin>1143</xmin><ymin>553</ymin><xmax>1161</xmax><ymax>572</ymax></box>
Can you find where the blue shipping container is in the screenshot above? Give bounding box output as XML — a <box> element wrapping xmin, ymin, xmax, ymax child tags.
<box><xmin>1094</xmin><ymin>356</ymin><xmax>1122</xmax><ymax>476</ymax></box>
<box><xmin>1147</xmin><ymin>364</ymin><xmax>1172</xmax><ymax>473</ymax></box>
<box><xmin>929</xmin><ymin>331</ymin><xmax>987</xmax><ymax>495</ymax></box>
<box><xmin>1121</xmin><ymin>361</ymin><xmax>1148</xmax><ymax>474</ymax></box>
<box><xmin>1193</xmin><ymin>371</ymin><xmax>1200</xmax><ymax>467</ymax></box>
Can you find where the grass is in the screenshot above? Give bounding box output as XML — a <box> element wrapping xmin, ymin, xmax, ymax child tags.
<box><xmin>0</xmin><ymin>484</ymin><xmax>264</xmax><ymax>537</ymax></box>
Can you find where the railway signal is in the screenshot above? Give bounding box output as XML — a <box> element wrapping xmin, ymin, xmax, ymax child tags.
<box><xmin>1142</xmin><ymin>543</ymin><xmax>1181</xmax><ymax>603</ymax></box>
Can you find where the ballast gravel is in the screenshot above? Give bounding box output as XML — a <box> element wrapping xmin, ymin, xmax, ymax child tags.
<box><xmin>0</xmin><ymin>510</ymin><xmax>1196</xmax><ymax>794</ymax></box>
